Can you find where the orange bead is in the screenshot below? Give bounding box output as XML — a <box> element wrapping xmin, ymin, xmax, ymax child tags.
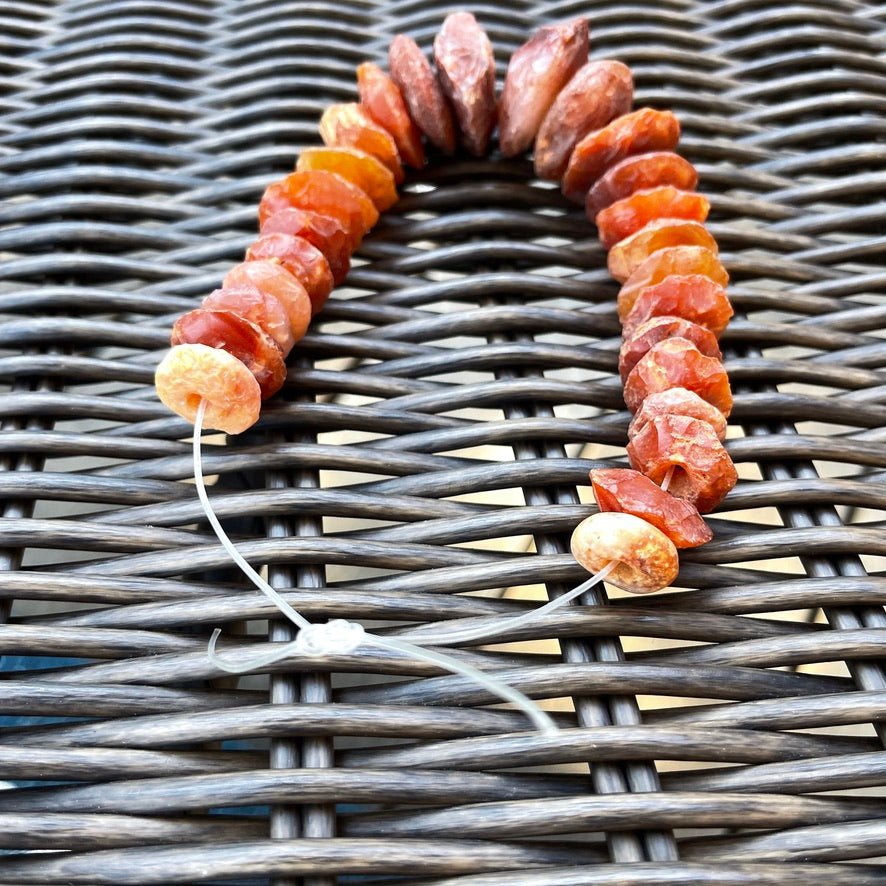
<box><xmin>534</xmin><ymin>60</ymin><xmax>633</xmax><ymax>181</ymax></box>
<box><xmin>155</xmin><ymin>343</ymin><xmax>261</xmax><ymax>435</ymax></box>
<box><xmin>571</xmin><ymin>511</ymin><xmax>679</xmax><ymax>593</ymax></box>
<box><xmin>224</xmin><ymin>260</ymin><xmax>312</xmax><ymax>342</ymax></box>
<box><xmin>623</xmin><ymin>337</ymin><xmax>733</xmax><ymax>417</ymax></box>
<box><xmin>171</xmin><ymin>309</ymin><xmax>286</xmax><ymax>400</ymax></box>
<box><xmin>433</xmin><ymin>12</ymin><xmax>497</xmax><ymax>157</ymax></box>
<box><xmin>622</xmin><ymin>274</ymin><xmax>734</xmax><ymax>338</ymax></box>
<box><xmin>590</xmin><ymin>467</ymin><xmax>712</xmax><ymax>549</ymax></box>
<box><xmin>607</xmin><ymin>218</ymin><xmax>718</xmax><ymax>282</ymax></box>
<box><xmin>258</xmin><ymin>170</ymin><xmax>378</xmax><ymax>250</ymax></box>
<box><xmin>244</xmin><ymin>234</ymin><xmax>335</xmax><ymax>314</ymax></box>
<box><xmin>389</xmin><ymin>33</ymin><xmax>457</xmax><ymax>155</ymax></box>
<box><xmin>596</xmin><ymin>187</ymin><xmax>710</xmax><ymax>250</ymax></box>
<box><xmin>619</xmin><ymin>315</ymin><xmax>721</xmax><ymax>382</ymax></box>
<box><xmin>260</xmin><ymin>207</ymin><xmax>351</xmax><ymax>285</ymax></box>
<box><xmin>616</xmin><ymin>246</ymin><xmax>729</xmax><ymax>323</ymax></box>
<box><xmin>319</xmin><ymin>102</ymin><xmax>404</xmax><ymax>183</ymax></box>
<box><xmin>628</xmin><ymin>388</ymin><xmax>728</xmax><ymax>442</ymax></box>
<box><xmin>627</xmin><ymin>414</ymin><xmax>738</xmax><ymax>514</ymax></box>
<box><xmin>562</xmin><ymin>108</ymin><xmax>680</xmax><ymax>205</ymax></box>
<box><xmin>586</xmin><ymin>151</ymin><xmax>699</xmax><ymax>217</ymax></box>
<box><xmin>357</xmin><ymin>61</ymin><xmax>425</xmax><ymax>169</ymax></box>
<box><xmin>203</xmin><ymin>286</ymin><xmax>295</xmax><ymax>357</ymax></box>
<box><xmin>498</xmin><ymin>17</ymin><xmax>589</xmax><ymax>158</ymax></box>
<box><xmin>296</xmin><ymin>145</ymin><xmax>398</xmax><ymax>212</ymax></box>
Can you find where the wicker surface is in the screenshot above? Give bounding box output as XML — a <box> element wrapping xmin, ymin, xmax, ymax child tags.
<box><xmin>1</xmin><ymin>0</ymin><xmax>885</xmax><ymax>882</ymax></box>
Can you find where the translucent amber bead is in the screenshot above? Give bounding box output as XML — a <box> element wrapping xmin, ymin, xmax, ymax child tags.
<box><xmin>155</xmin><ymin>343</ymin><xmax>261</xmax><ymax>435</ymax></box>
<box><xmin>223</xmin><ymin>260</ymin><xmax>312</xmax><ymax>342</ymax></box>
<box><xmin>607</xmin><ymin>219</ymin><xmax>718</xmax><ymax>283</ymax></box>
<box><xmin>389</xmin><ymin>33</ymin><xmax>457</xmax><ymax>154</ymax></box>
<box><xmin>498</xmin><ymin>18</ymin><xmax>588</xmax><ymax>158</ymax></box>
<box><xmin>596</xmin><ymin>187</ymin><xmax>710</xmax><ymax>250</ymax></box>
<box><xmin>590</xmin><ymin>467</ymin><xmax>712</xmax><ymax>549</ymax></box>
<box><xmin>571</xmin><ymin>511</ymin><xmax>679</xmax><ymax>593</ymax></box>
<box><xmin>586</xmin><ymin>151</ymin><xmax>699</xmax><ymax>217</ymax></box>
<box><xmin>623</xmin><ymin>337</ymin><xmax>733</xmax><ymax>417</ymax></box>
<box><xmin>297</xmin><ymin>145</ymin><xmax>398</xmax><ymax>212</ymax></box>
<box><xmin>319</xmin><ymin>102</ymin><xmax>404</xmax><ymax>183</ymax></box>
<box><xmin>619</xmin><ymin>315</ymin><xmax>721</xmax><ymax>382</ymax></box>
<box><xmin>534</xmin><ymin>60</ymin><xmax>633</xmax><ymax>181</ymax></box>
<box><xmin>622</xmin><ymin>274</ymin><xmax>734</xmax><ymax>338</ymax></box>
<box><xmin>357</xmin><ymin>61</ymin><xmax>425</xmax><ymax>169</ymax></box>
<box><xmin>561</xmin><ymin>108</ymin><xmax>680</xmax><ymax>204</ymax></box>
<box><xmin>258</xmin><ymin>170</ymin><xmax>378</xmax><ymax>250</ymax></box>
<box><xmin>617</xmin><ymin>246</ymin><xmax>729</xmax><ymax>323</ymax></box>
<box><xmin>171</xmin><ymin>309</ymin><xmax>286</xmax><ymax>400</ymax></box>
<box><xmin>260</xmin><ymin>207</ymin><xmax>351</xmax><ymax>285</ymax></box>
<box><xmin>244</xmin><ymin>234</ymin><xmax>335</xmax><ymax>314</ymax></box>
<box><xmin>433</xmin><ymin>12</ymin><xmax>497</xmax><ymax>157</ymax></box>
<box><xmin>628</xmin><ymin>387</ymin><xmax>728</xmax><ymax>442</ymax></box>
<box><xmin>203</xmin><ymin>286</ymin><xmax>295</xmax><ymax>357</ymax></box>
<box><xmin>627</xmin><ymin>414</ymin><xmax>738</xmax><ymax>514</ymax></box>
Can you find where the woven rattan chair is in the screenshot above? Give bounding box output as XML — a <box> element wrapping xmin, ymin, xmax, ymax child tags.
<box><xmin>1</xmin><ymin>1</ymin><xmax>885</xmax><ymax>883</ymax></box>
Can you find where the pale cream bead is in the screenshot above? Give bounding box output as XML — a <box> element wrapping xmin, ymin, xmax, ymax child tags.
<box><xmin>570</xmin><ymin>511</ymin><xmax>679</xmax><ymax>594</ymax></box>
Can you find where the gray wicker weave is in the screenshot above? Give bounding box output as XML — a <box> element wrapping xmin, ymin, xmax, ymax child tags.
<box><xmin>1</xmin><ymin>0</ymin><xmax>885</xmax><ymax>883</ymax></box>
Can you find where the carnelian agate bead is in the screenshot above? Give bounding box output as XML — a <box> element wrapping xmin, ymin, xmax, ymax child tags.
<box><xmin>498</xmin><ymin>17</ymin><xmax>588</xmax><ymax>158</ymax></box>
<box><xmin>245</xmin><ymin>234</ymin><xmax>335</xmax><ymax>315</ymax></box>
<box><xmin>623</xmin><ymin>274</ymin><xmax>734</xmax><ymax>338</ymax></box>
<box><xmin>224</xmin><ymin>260</ymin><xmax>312</xmax><ymax>342</ymax></box>
<box><xmin>258</xmin><ymin>170</ymin><xmax>378</xmax><ymax>250</ymax></box>
<box><xmin>561</xmin><ymin>108</ymin><xmax>680</xmax><ymax>205</ymax></box>
<box><xmin>171</xmin><ymin>309</ymin><xmax>286</xmax><ymax>400</ymax></box>
<box><xmin>628</xmin><ymin>388</ymin><xmax>728</xmax><ymax>442</ymax></box>
<box><xmin>627</xmin><ymin>414</ymin><xmax>738</xmax><ymax>514</ymax></box>
<box><xmin>389</xmin><ymin>34</ymin><xmax>457</xmax><ymax>154</ymax></box>
<box><xmin>319</xmin><ymin>102</ymin><xmax>404</xmax><ymax>183</ymax></box>
<box><xmin>586</xmin><ymin>151</ymin><xmax>699</xmax><ymax>217</ymax></box>
<box><xmin>619</xmin><ymin>315</ymin><xmax>721</xmax><ymax>382</ymax></box>
<box><xmin>433</xmin><ymin>12</ymin><xmax>497</xmax><ymax>157</ymax></box>
<box><xmin>596</xmin><ymin>187</ymin><xmax>710</xmax><ymax>250</ymax></box>
<box><xmin>607</xmin><ymin>219</ymin><xmax>718</xmax><ymax>283</ymax></box>
<box><xmin>616</xmin><ymin>245</ymin><xmax>729</xmax><ymax>323</ymax></box>
<box><xmin>534</xmin><ymin>60</ymin><xmax>633</xmax><ymax>181</ymax></box>
<box><xmin>356</xmin><ymin>62</ymin><xmax>425</xmax><ymax>169</ymax></box>
<box><xmin>623</xmin><ymin>337</ymin><xmax>733</xmax><ymax>416</ymax></box>
<box><xmin>590</xmin><ymin>468</ymin><xmax>712</xmax><ymax>549</ymax></box>
<box><xmin>202</xmin><ymin>286</ymin><xmax>295</xmax><ymax>357</ymax></box>
<box><xmin>571</xmin><ymin>511</ymin><xmax>679</xmax><ymax>594</ymax></box>
<box><xmin>296</xmin><ymin>146</ymin><xmax>398</xmax><ymax>212</ymax></box>
<box><xmin>156</xmin><ymin>343</ymin><xmax>261</xmax><ymax>435</ymax></box>
<box><xmin>260</xmin><ymin>208</ymin><xmax>351</xmax><ymax>285</ymax></box>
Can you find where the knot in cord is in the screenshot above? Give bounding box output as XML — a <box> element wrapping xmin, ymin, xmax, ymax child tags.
<box><xmin>293</xmin><ymin>619</ymin><xmax>365</xmax><ymax>656</ymax></box>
